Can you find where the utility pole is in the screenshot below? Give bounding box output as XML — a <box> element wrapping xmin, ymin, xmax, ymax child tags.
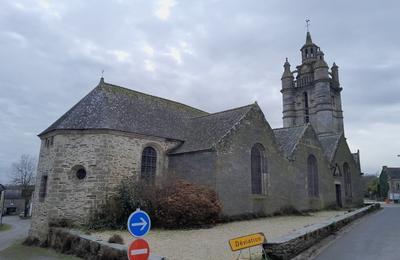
<box><xmin>0</xmin><ymin>184</ymin><xmax>5</xmax><ymax>225</ymax></box>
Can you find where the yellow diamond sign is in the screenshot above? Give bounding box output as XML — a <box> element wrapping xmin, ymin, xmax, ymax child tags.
<box><xmin>228</xmin><ymin>232</ymin><xmax>266</xmax><ymax>251</ymax></box>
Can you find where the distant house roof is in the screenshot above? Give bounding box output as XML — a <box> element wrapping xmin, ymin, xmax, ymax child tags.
<box><xmin>4</xmin><ymin>189</ymin><xmax>22</xmax><ymax>200</ymax></box>
<box><xmin>382</xmin><ymin>167</ymin><xmax>400</xmax><ymax>179</ymax></box>
<box><xmin>318</xmin><ymin>134</ymin><xmax>342</xmax><ymax>161</ymax></box>
<box><xmin>273</xmin><ymin>125</ymin><xmax>308</xmax><ymax>157</ymax></box>
<box><xmin>40</xmin><ymin>79</ymin><xmax>258</xmax><ymax>155</ymax></box>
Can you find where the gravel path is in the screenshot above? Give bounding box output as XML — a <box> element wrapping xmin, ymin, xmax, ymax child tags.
<box><xmin>93</xmin><ymin>210</ymin><xmax>347</xmax><ymax>260</ymax></box>
<box><xmin>0</xmin><ymin>216</ymin><xmax>30</xmax><ymax>251</ymax></box>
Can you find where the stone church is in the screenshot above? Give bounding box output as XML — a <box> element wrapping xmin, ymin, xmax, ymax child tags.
<box><xmin>30</xmin><ymin>32</ymin><xmax>363</xmax><ymax>240</ymax></box>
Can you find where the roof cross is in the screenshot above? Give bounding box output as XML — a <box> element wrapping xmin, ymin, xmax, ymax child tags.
<box><xmin>306</xmin><ymin>19</ymin><xmax>311</xmax><ymax>32</ymax></box>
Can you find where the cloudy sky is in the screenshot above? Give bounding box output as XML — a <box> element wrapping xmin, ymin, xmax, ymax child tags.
<box><xmin>1</xmin><ymin>0</ymin><xmax>399</xmax><ymax>182</ymax></box>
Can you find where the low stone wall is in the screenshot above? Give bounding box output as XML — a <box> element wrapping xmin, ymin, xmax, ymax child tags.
<box><xmin>47</xmin><ymin>228</ymin><xmax>165</xmax><ymax>260</ymax></box>
<box><xmin>263</xmin><ymin>203</ymin><xmax>381</xmax><ymax>260</ymax></box>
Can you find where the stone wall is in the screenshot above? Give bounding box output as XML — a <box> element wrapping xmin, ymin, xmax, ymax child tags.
<box><xmin>331</xmin><ymin>136</ymin><xmax>364</xmax><ymax>207</ymax></box>
<box><xmin>215</xmin><ymin>106</ymin><xmax>292</xmax><ymax>216</ymax></box>
<box><xmin>47</xmin><ymin>227</ymin><xmax>164</xmax><ymax>260</ymax></box>
<box><xmin>289</xmin><ymin>126</ymin><xmax>336</xmax><ymax>211</ymax></box>
<box><xmin>263</xmin><ymin>203</ymin><xmax>381</xmax><ymax>260</ymax></box>
<box><xmin>30</xmin><ymin>130</ymin><xmax>179</xmax><ymax>241</ymax></box>
<box><xmin>168</xmin><ymin>150</ymin><xmax>217</xmax><ymax>190</ymax></box>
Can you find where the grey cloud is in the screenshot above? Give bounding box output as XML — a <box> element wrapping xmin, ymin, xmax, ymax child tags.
<box><xmin>1</xmin><ymin>0</ymin><xmax>400</xmax><ymax>182</ymax></box>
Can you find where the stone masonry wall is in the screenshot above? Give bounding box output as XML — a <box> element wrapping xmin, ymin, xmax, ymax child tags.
<box><xmin>30</xmin><ymin>130</ymin><xmax>179</xmax><ymax>241</ymax></box>
<box><xmin>331</xmin><ymin>136</ymin><xmax>364</xmax><ymax>207</ymax></box>
<box><xmin>289</xmin><ymin>127</ymin><xmax>336</xmax><ymax>211</ymax></box>
<box><xmin>215</xmin><ymin>107</ymin><xmax>292</xmax><ymax>216</ymax></box>
<box><xmin>168</xmin><ymin>151</ymin><xmax>217</xmax><ymax>190</ymax></box>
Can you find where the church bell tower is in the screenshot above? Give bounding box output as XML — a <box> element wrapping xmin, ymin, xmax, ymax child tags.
<box><xmin>281</xmin><ymin>27</ymin><xmax>344</xmax><ymax>135</ymax></box>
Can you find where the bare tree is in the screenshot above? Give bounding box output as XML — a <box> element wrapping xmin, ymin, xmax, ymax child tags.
<box><xmin>9</xmin><ymin>154</ymin><xmax>36</xmax><ymax>217</ymax></box>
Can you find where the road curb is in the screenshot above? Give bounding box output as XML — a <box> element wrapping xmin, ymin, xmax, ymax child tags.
<box><xmin>263</xmin><ymin>203</ymin><xmax>381</xmax><ymax>260</ymax></box>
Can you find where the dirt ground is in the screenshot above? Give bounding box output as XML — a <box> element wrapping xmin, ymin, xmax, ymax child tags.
<box><xmin>93</xmin><ymin>210</ymin><xmax>348</xmax><ymax>260</ymax></box>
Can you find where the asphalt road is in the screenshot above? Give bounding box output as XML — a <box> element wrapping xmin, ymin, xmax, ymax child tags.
<box><xmin>0</xmin><ymin>215</ymin><xmax>30</xmax><ymax>251</ymax></box>
<box><xmin>315</xmin><ymin>205</ymin><xmax>400</xmax><ymax>260</ymax></box>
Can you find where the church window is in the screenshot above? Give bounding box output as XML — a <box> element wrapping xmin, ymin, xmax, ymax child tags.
<box><xmin>76</xmin><ymin>167</ymin><xmax>87</xmax><ymax>180</ymax></box>
<box><xmin>141</xmin><ymin>146</ymin><xmax>157</xmax><ymax>184</ymax></box>
<box><xmin>39</xmin><ymin>175</ymin><xmax>48</xmax><ymax>202</ymax></box>
<box><xmin>307</xmin><ymin>155</ymin><xmax>319</xmax><ymax>197</ymax></box>
<box><xmin>71</xmin><ymin>165</ymin><xmax>87</xmax><ymax>180</ymax></box>
<box><xmin>44</xmin><ymin>136</ymin><xmax>54</xmax><ymax>148</ymax></box>
<box><xmin>251</xmin><ymin>143</ymin><xmax>267</xmax><ymax>195</ymax></box>
<box><xmin>303</xmin><ymin>92</ymin><xmax>310</xmax><ymax>123</ymax></box>
<box><xmin>343</xmin><ymin>163</ymin><xmax>352</xmax><ymax>197</ymax></box>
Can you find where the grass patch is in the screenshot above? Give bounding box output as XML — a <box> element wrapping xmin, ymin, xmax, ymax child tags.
<box><xmin>0</xmin><ymin>224</ymin><xmax>12</xmax><ymax>232</ymax></box>
<box><xmin>0</xmin><ymin>241</ymin><xmax>81</xmax><ymax>260</ymax></box>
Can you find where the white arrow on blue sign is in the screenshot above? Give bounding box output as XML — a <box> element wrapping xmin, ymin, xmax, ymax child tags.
<box><xmin>127</xmin><ymin>209</ymin><xmax>151</xmax><ymax>238</ymax></box>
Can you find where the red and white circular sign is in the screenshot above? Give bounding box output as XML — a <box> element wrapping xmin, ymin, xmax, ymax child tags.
<box><xmin>128</xmin><ymin>239</ymin><xmax>150</xmax><ymax>260</ymax></box>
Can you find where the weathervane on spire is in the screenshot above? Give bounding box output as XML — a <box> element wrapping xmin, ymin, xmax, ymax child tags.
<box><xmin>101</xmin><ymin>69</ymin><xmax>104</xmax><ymax>78</ymax></box>
<box><xmin>306</xmin><ymin>19</ymin><xmax>310</xmax><ymax>32</ymax></box>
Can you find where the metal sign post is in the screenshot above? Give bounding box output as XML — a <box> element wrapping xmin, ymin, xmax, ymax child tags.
<box><xmin>228</xmin><ymin>232</ymin><xmax>269</xmax><ymax>260</ymax></box>
<box><xmin>127</xmin><ymin>208</ymin><xmax>152</xmax><ymax>260</ymax></box>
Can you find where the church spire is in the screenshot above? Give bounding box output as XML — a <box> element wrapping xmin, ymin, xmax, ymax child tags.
<box><xmin>300</xmin><ymin>31</ymin><xmax>319</xmax><ymax>62</ymax></box>
<box><xmin>305</xmin><ymin>19</ymin><xmax>313</xmax><ymax>45</ymax></box>
<box><xmin>305</xmin><ymin>31</ymin><xmax>313</xmax><ymax>45</ymax></box>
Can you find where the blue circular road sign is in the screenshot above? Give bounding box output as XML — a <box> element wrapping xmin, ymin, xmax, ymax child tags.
<box><xmin>127</xmin><ymin>209</ymin><xmax>151</xmax><ymax>238</ymax></box>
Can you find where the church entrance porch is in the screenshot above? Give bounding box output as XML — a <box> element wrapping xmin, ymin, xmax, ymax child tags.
<box><xmin>335</xmin><ymin>184</ymin><xmax>342</xmax><ymax>208</ymax></box>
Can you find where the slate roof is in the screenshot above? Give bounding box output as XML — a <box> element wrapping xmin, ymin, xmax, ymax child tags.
<box><xmin>318</xmin><ymin>134</ymin><xmax>342</xmax><ymax>161</ymax></box>
<box><xmin>40</xmin><ymin>79</ymin><xmax>208</xmax><ymax>140</ymax></box>
<box><xmin>41</xmin><ymin>79</ymin><xmax>257</xmax><ymax>154</ymax></box>
<box><xmin>383</xmin><ymin>167</ymin><xmax>400</xmax><ymax>179</ymax></box>
<box><xmin>4</xmin><ymin>189</ymin><xmax>22</xmax><ymax>200</ymax></box>
<box><xmin>272</xmin><ymin>125</ymin><xmax>308</xmax><ymax>157</ymax></box>
<box><xmin>170</xmin><ymin>104</ymin><xmax>255</xmax><ymax>154</ymax></box>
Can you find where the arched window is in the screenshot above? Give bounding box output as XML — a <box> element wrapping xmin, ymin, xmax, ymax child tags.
<box><xmin>39</xmin><ymin>175</ymin><xmax>48</xmax><ymax>202</ymax></box>
<box><xmin>141</xmin><ymin>147</ymin><xmax>157</xmax><ymax>184</ymax></box>
<box><xmin>343</xmin><ymin>163</ymin><xmax>352</xmax><ymax>197</ymax></box>
<box><xmin>307</xmin><ymin>154</ymin><xmax>319</xmax><ymax>197</ymax></box>
<box><xmin>303</xmin><ymin>92</ymin><xmax>310</xmax><ymax>123</ymax></box>
<box><xmin>251</xmin><ymin>144</ymin><xmax>267</xmax><ymax>194</ymax></box>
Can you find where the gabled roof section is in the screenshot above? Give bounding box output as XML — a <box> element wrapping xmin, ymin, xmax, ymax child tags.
<box><xmin>39</xmin><ymin>79</ymin><xmax>208</xmax><ymax>139</ymax></box>
<box><xmin>273</xmin><ymin>125</ymin><xmax>308</xmax><ymax>157</ymax></box>
<box><xmin>382</xmin><ymin>167</ymin><xmax>400</xmax><ymax>179</ymax></box>
<box><xmin>169</xmin><ymin>104</ymin><xmax>255</xmax><ymax>154</ymax></box>
<box><xmin>318</xmin><ymin>134</ymin><xmax>342</xmax><ymax>162</ymax></box>
<box><xmin>4</xmin><ymin>189</ymin><xmax>22</xmax><ymax>199</ymax></box>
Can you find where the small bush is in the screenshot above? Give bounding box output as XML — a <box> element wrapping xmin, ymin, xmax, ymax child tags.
<box><xmin>22</xmin><ymin>236</ymin><xmax>40</xmax><ymax>246</ymax></box>
<box><xmin>88</xmin><ymin>178</ymin><xmax>222</xmax><ymax>230</ymax></box>
<box><xmin>155</xmin><ymin>179</ymin><xmax>222</xmax><ymax>229</ymax></box>
<box><xmin>87</xmin><ymin>178</ymin><xmax>157</xmax><ymax>230</ymax></box>
<box><xmin>100</xmin><ymin>248</ymin><xmax>123</xmax><ymax>260</ymax></box>
<box><xmin>108</xmin><ymin>234</ymin><xmax>124</xmax><ymax>244</ymax></box>
<box><xmin>49</xmin><ymin>218</ymin><xmax>73</xmax><ymax>228</ymax></box>
<box><xmin>274</xmin><ymin>206</ymin><xmax>307</xmax><ymax>216</ymax></box>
